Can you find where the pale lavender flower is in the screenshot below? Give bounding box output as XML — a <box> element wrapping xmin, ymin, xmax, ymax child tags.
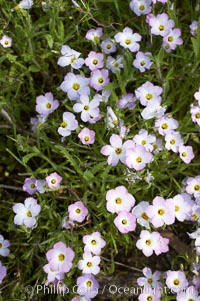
<box><xmin>36</xmin><ymin>92</ymin><xmax>59</xmax><ymax>117</ymax></box>
<box><xmin>73</xmin><ymin>95</ymin><xmax>100</xmax><ymax>122</ymax></box>
<box><xmin>78</xmin><ymin>128</ymin><xmax>95</xmax><ymax>145</ymax></box>
<box><xmin>138</xmin><ymin>287</ymin><xmax>161</xmax><ymax>301</ymax></box>
<box><xmin>0</xmin><ymin>261</ymin><xmax>7</xmax><ymax>284</ymax></box>
<box><xmin>132</xmin><ymin>201</ymin><xmax>151</xmax><ymax>228</ymax></box>
<box><xmin>46</xmin><ymin>172</ymin><xmax>62</xmax><ymax>189</ymax></box>
<box><xmin>141</xmin><ymin>103</ymin><xmax>166</xmax><ymax>120</ymax></box>
<box><xmin>83</xmin><ymin>231</ymin><xmax>106</xmax><ymax>255</ymax></box>
<box><xmin>133</xmin><ymin>129</ymin><xmax>156</xmax><ymax>152</ymax></box>
<box><xmin>130</xmin><ymin>0</ymin><xmax>152</xmax><ymax>16</ymax></box>
<box><xmin>0</xmin><ymin>235</ymin><xmax>10</xmax><ymax>257</ymax></box>
<box><xmin>162</xmin><ymin>28</ymin><xmax>183</xmax><ymax>52</ymax></box>
<box><xmin>177</xmin><ymin>285</ymin><xmax>200</xmax><ymax>301</ymax></box>
<box><xmin>179</xmin><ymin>145</ymin><xmax>195</xmax><ymax>164</ymax></box>
<box><xmin>171</xmin><ymin>194</ymin><xmax>192</xmax><ymax>222</ymax></box>
<box><xmin>100</xmin><ymin>38</ymin><xmax>117</xmax><ymax>54</ymax></box>
<box><xmin>46</xmin><ymin>241</ymin><xmax>75</xmax><ymax>273</ymax></box>
<box><xmin>58</xmin><ymin>112</ymin><xmax>78</xmax><ymax>137</ymax></box>
<box><xmin>165</xmin><ymin>270</ymin><xmax>188</xmax><ymax>291</ymax></box>
<box><xmin>60</xmin><ymin>73</ymin><xmax>90</xmax><ymax>101</ymax></box>
<box><xmin>133</xmin><ymin>51</ymin><xmax>153</xmax><ymax>72</ymax></box>
<box><xmin>106</xmin><ymin>106</ymin><xmax>119</xmax><ymax>128</ymax></box>
<box><xmin>126</xmin><ymin>145</ymin><xmax>153</xmax><ymax>171</ymax></box>
<box><xmin>90</xmin><ymin>69</ymin><xmax>110</xmax><ymax>91</ymax></box>
<box><xmin>0</xmin><ymin>35</ymin><xmax>12</xmax><ymax>48</ymax></box>
<box><xmin>106</xmin><ymin>55</ymin><xmax>124</xmax><ymax>73</ymax></box>
<box><xmin>35</xmin><ymin>179</ymin><xmax>46</xmax><ymax>194</ymax></box>
<box><xmin>62</xmin><ymin>216</ymin><xmax>75</xmax><ymax>229</ymax></box>
<box><xmin>85</xmin><ymin>51</ymin><xmax>104</xmax><ymax>71</ymax></box>
<box><xmin>114</xmin><ymin>27</ymin><xmax>142</xmax><ymax>52</ymax></box>
<box><xmin>114</xmin><ymin>211</ymin><xmax>136</xmax><ymax>233</ymax></box>
<box><xmin>23</xmin><ymin>178</ymin><xmax>37</xmax><ymax>195</ymax></box>
<box><xmin>30</xmin><ymin>115</ymin><xmax>47</xmax><ymax>131</ymax></box>
<box><xmin>85</xmin><ymin>27</ymin><xmax>103</xmax><ymax>43</ymax></box>
<box><xmin>117</xmin><ymin>93</ymin><xmax>136</xmax><ymax>109</ymax></box>
<box><xmin>13</xmin><ymin>197</ymin><xmax>41</xmax><ymax>228</ymax></box>
<box><xmin>155</xmin><ymin>115</ymin><xmax>179</xmax><ymax>136</ymax></box>
<box><xmin>137</xmin><ymin>267</ymin><xmax>162</xmax><ymax>288</ymax></box>
<box><xmin>76</xmin><ymin>274</ymin><xmax>99</xmax><ymax>299</ymax></box>
<box><xmin>77</xmin><ymin>253</ymin><xmax>100</xmax><ymax>275</ymax></box>
<box><xmin>135</xmin><ymin>81</ymin><xmax>163</xmax><ymax>107</ymax></box>
<box><xmin>43</xmin><ymin>263</ymin><xmax>64</xmax><ymax>282</ymax></box>
<box><xmin>57</xmin><ymin>45</ymin><xmax>84</xmax><ymax>69</ymax></box>
<box><xmin>186</xmin><ymin>176</ymin><xmax>200</xmax><ymax>198</ymax></box>
<box><xmin>190</xmin><ymin>21</ymin><xmax>198</xmax><ymax>36</ymax></box>
<box><xmin>15</xmin><ymin>0</ymin><xmax>33</xmax><ymax>9</ymax></box>
<box><xmin>190</xmin><ymin>105</ymin><xmax>200</xmax><ymax>126</ymax></box>
<box><xmin>68</xmin><ymin>201</ymin><xmax>88</xmax><ymax>223</ymax></box>
<box><xmin>149</xmin><ymin>13</ymin><xmax>175</xmax><ymax>37</ymax></box>
<box><xmin>164</xmin><ymin>131</ymin><xmax>183</xmax><ymax>152</ymax></box>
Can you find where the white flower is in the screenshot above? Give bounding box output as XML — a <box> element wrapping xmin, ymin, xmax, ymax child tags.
<box><xmin>15</xmin><ymin>0</ymin><xmax>33</xmax><ymax>10</ymax></box>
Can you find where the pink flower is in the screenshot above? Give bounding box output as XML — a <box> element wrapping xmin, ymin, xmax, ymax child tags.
<box><xmin>85</xmin><ymin>51</ymin><xmax>104</xmax><ymax>71</ymax></box>
<box><xmin>162</xmin><ymin>28</ymin><xmax>183</xmax><ymax>52</ymax></box>
<box><xmin>36</xmin><ymin>92</ymin><xmax>59</xmax><ymax>117</ymax></box>
<box><xmin>46</xmin><ymin>241</ymin><xmax>75</xmax><ymax>273</ymax></box>
<box><xmin>106</xmin><ymin>185</ymin><xmax>135</xmax><ymax>213</ymax></box>
<box><xmin>186</xmin><ymin>176</ymin><xmax>200</xmax><ymax>198</ymax></box>
<box><xmin>90</xmin><ymin>69</ymin><xmax>110</xmax><ymax>91</ymax></box>
<box><xmin>76</xmin><ymin>274</ymin><xmax>99</xmax><ymax>299</ymax></box>
<box><xmin>68</xmin><ymin>201</ymin><xmax>88</xmax><ymax>223</ymax></box>
<box><xmin>0</xmin><ymin>35</ymin><xmax>12</xmax><ymax>48</ymax></box>
<box><xmin>194</xmin><ymin>88</ymin><xmax>200</xmax><ymax>103</ymax></box>
<box><xmin>78</xmin><ymin>128</ymin><xmax>95</xmax><ymax>145</ymax></box>
<box><xmin>114</xmin><ymin>211</ymin><xmax>136</xmax><ymax>233</ymax></box>
<box><xmin>155</xmin><ymin>115</ymin><xmax>179</xmax><ymax>136</ymax></box>
<box><xmin>126</xmin><ymin>145</ymin><xmax>153</xmax><ymax>171</ymax></box>
<box><xmin>46</xmin><ymin>172</ymin><xmax>62</xmax><ymax>189</ymax></box>
<box><xmin>190</xmin><ymin>105</ymin><xmax>200</xmax><ymax>126</ymax></box>
<box><xmin>190</xmin><ymin>21</ymin><xmax>198</xmax><ymax>36</ymax></box>
<box><xmin>133</xmin><ymin>129</ymin><xmax>156</xmax><ymax>152</ymax></box>
<box><xmin>135</xmin><ymin>81</ymin><xmax>163</xmax><ymax>106</ymax></box>
<box><xmin>171</xmin><ymin>194</ymin><xmax>191</xmax><ymax>222</ymax></box>
<box><xmin>165</xmin><ymin>270</ymin><xmax>188</xmax><ymax>291</ymax></box>
<box><xmin>77</xmin><ymin>252</ymin><xmax>100</xmax><ymax>275</ymax></box>
<box><xmin>114</xmin><ymin>27</ymin><xmax>142</xmax><ymax>52</ymax></box>
<box><xmin>83</xmin><ymin>231</ymin><xmax>106</xmax><ymax>255</ymax></box>
<box><xmin>179</xmin><ymin>145</ymin><xmax>195</xmax><ymax>164</ymax></box>
<box><xmin>146</xmin><ymin>196</ymin><xmax>175</xmax><ymax>228</ymax></box>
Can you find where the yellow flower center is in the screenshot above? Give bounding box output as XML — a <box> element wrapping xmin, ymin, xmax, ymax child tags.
<box><xmin>30</xmin><ymin>183</ymin><xmax>35</xmax><ymax>189</ymax></box>
<box><xmin>98</xmin><ymin>77</ymin><xmax>104</xmax><ymax>84</ymax></box>
<box><xmin>136</xmin><ymin>157</ymin><xmax>142</xmax><ymax>163</ymax></box>
<box><xmin>175</xmin><ymin>205</ymin><xmax>179</xmax><ymax>212</ymax></box>
<box><xmin>125</xmin><ymin>39</ymin><xmax>131</xmax><ymax>45</ymax></box>
<box><xmin>165</xmin><ymin>44</ymin><xmax>170</xmax><ymax>49</ymax></box>
<box><xmin>106</xmin><ymin>44</ymin><xmax>111</xmax><ymax>49</ymax></box>
<box><xmin>91</xmin><ymin>240</ymin><xmax>96</xmax><ymax>245</ymax></box>
<box><xmin>168</xmin><ymin>36</ymin><xmax>173</xmax><ymax>42</ymax></box>
<box><xmin>87</xmin><ymin>262</ymin><xmax>92</xmax><ymax>267</ymax></box>
<box><xmin>58</xmin><ymin>254</ymin><xmax>65</xmax><ymax>261</ymax></box>
<box><xmin>158</xmin><ymin>209</ymin><xmax>164</xmax><ymax>216</ymax></box>
<box><xmin>159</xmin><ymin>25</ymin><xmax>165</xmax><ymax>31</ymax></box>
<box><xmin>84</xmin><ymin>105</ymin><xmax>89</xmax><ymax>111</ymax></box>
<box><xmin>170</xmin><ymin>139</ymin><xmax>176</xmax><ymax>145</ymax></box>
<box><xmin>72</xmin><ymin>83</ymin><xmax>80</xmax><ymax>90</ymax></box>
<box><xmin>141</xmin><ymin>140</ymin><xmax>146</xmax><ymax>145</ymax></box>
<box><xmin>173</xmin><ymin>279</ymin><xmax>180</xmax><ymax>285</ymax></box>
<box><xmin>192</xmin><ymin>213</ymin><xmax>198</xmax><ymax>220</ymax></box>
<box><xmin>139</xmin><ymin>5</ymin><xmax>145</xmax><ymax>11</ymax></box>
<box><xmin>75</xmin><ymin>208</ymin><xmax>81</xmax><ymax>214</ymax></box>
<box><xmin>84</xmin><ymin>136</ymin><xmax>90</xmax><ymax>141</ymax></box>
<box><xmin>148</xmin><ymin>278</ymin><xmax>153</xmax><ymax>284</ymax></box>
<box><xmin>147</xmin><ymin>297</ymin><xmax>153</xmax><ymax>301</ymax></box>
<box><xmin>114</xmin><ymin>62</ymin><xmax>119</xmax><ymax>67</ymax></box>
<box><xmin>112</xmin><ymin>119</ymin><xmax>119</xmax><ymax>126</ymax></box>
<box><xmin>181</xmin><ymin>152</ymin><xmax>187</xmax><ymax>157</ymax></box>
<box><xmin>141</xmin><ymin>212</ymin><xmax>149</xmax><ymax>220</ymax></box>
<box><xmin>122</xmin><ymin>219</ymin><xmax>127</xmax><ymax>225</ymax></box>
<box><xmin>115</xmin><ymin>198</ymin><xmax>122</xmax><ymax>204</ymax></box>
<box><xmin>46</xmin><ymin>103</ymin><xmax>52</xmax><ymax>109</ymax></box>
<box><xmin>86</xmin><ymin>280</ymin><xmax>92</xmax><ymax>287</ymax></box>
<box><xmin>5</xmin><ymin>41</ymin><xmax>9</xmax><ymax>45</ymax></box>
<box><xmin>145</xmin><ymin>239</ymin><xmax>151</xmax><ymax>246</ymax></box>
<box><xmin>0</xmin><ymin>243</ymin><xmax>2</xmax><ymax>248</ymax></box>
<box><xmin>60</xmin><ymin>121</ymin><xmax>67</xmax><ymax>128</ymax></box>
<box><xmin>115</xmin><ymin>148</ymin><xmax>122</xmax><ymax>154</ymax></box>
<box><xmin>27</xmin><ymin>211</ymin><xmax>32</xmax><ymax>217</ymax></box>
<box><xmin>51</xmin><ymin>179</ymin><xmax>56</xmax><ymax>184</ymax></box>
<box><xmin>140</xmin><ymin>60</ymin><xmax>145</xmax><ymax>66</ymax></box>
<box><xmin>161</xmin><ymin>123</ymin><xmax>168</xmax><ymax>129</ymax></box>
<box><xmin>194</xmin><ymin>185</ymin><xmax>200</xmax><ymax>190</ymax></box>
<box><xmin>93</xmin><ymin>59</ymin><xmax>98</xmax><ymax>65</ymax></box>
<box><xmin>146</xmin><ymin>93</ymin><xmax>152</xmax><ymax>100</ymax></box>
<box><xmin>71</xmin><ymin>56</ymin><xmax>75</xmax><ymax>63</ymax></box>
<box><xmin>195</xmin><ymin>113</ymin><xmax>200</xmax><ymax>118</ymax></box>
